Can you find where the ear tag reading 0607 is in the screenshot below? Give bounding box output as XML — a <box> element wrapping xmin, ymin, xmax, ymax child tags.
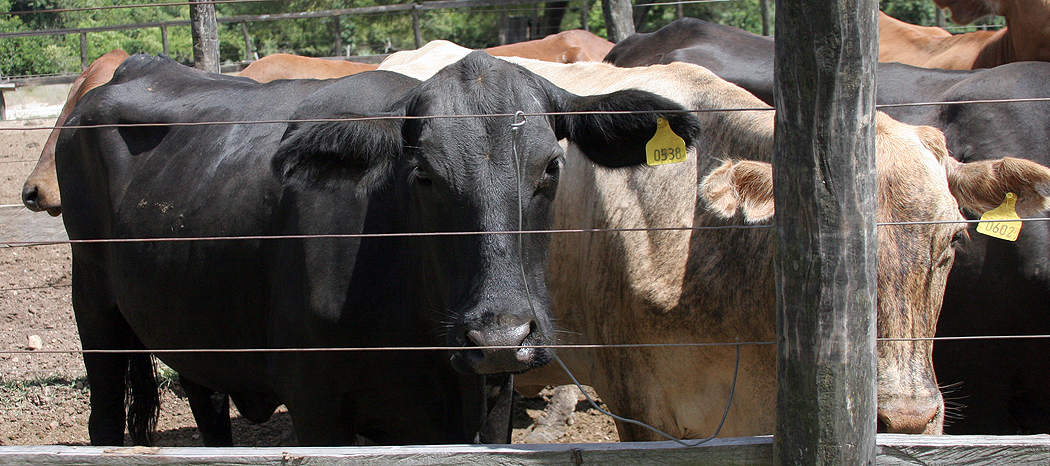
<box><xmin>646</xmin><ymin>117</ymin><xmax>687</xmax><ymax>166</ymax></box>
<box><xmin>976</xmin><ymin>192</ymin><xmax>1022</xmax><ymax>241</ymax></box>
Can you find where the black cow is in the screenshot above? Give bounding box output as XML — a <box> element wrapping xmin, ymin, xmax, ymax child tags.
<box><xmin>606</xmin><ymin>18</ymin><xmax>1050</xmax><ymax>434</ymax></box>
<box><xmin>56</xmin><ymin>52</ymin><xmax>701</xmax><ymax>446</ymax></box>
<box><xmin>604</xmin><ymin>18</ymin><xmax>776</xmax><ymax>106</ymax></box>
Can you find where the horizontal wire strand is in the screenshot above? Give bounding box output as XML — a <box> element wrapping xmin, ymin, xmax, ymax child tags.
<box><xmin>6</xmin><ymin>97</ymin><xmax>1050</xmax><ymax>130</ymax></box>
<box><xmin>2</xmin><ymin>335</ymin><xmax>1049</xmax><ymax>356</ymax></box>
<box><xmin>1</xmin><ymin>0</ymin><xmax>725</xmax><ymax>18</ymax></box>
<box><xmin>3</xmin><ymin>217</ymin><xmax>1049</xmax><ymax>249</ymax></box>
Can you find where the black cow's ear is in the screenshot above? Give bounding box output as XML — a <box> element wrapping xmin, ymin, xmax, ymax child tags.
<box><xmin>555</xmin><ymin>89</ymin><xmax>700</xmax><ymax>168</ymax></box>
<box><xmin>272</xmin><ymin>114</ymin><xmax>404</xmax><ymax>193</ymax></box>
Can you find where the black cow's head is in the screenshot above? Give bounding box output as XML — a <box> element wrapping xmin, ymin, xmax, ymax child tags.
<box><xmin>272</xmin><ymin>52</ymin><xmax>700</xmax><ymax>375</ymax></box>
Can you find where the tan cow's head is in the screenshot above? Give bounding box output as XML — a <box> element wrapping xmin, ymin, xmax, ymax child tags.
<box><xmin>701</xmin><ymin>115</ymin><xmax>1050</xmax><ymax>434</ymax></box>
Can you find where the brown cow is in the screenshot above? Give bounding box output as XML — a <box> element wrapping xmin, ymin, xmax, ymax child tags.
<box><xmin>880</xmin><ymin>11</ymin><xmax>953</xmax><ymax>39</ymax></box>
<box><xmin>380</xmin><ymin>42</ymin><xmax>1050</xmax><ymax>439</ymax></box>
<box><xmin>485</xmin><ymin>29</ymin><xmax>614</xmax><ymax>63</ymax></box>
<box><xmin>235</xmin><ymin>53</ymin><xmax>378</xmax><ymax>82</ymax></box>
<box><xmin>880</xmin><ymin>0</ymin><xmax>1050</xmax><ymax>69</ymax></box>
<box><xmin>22</xmin><ymin>49</ymin><xmax>129</xmax><ymax>215</ymax></box>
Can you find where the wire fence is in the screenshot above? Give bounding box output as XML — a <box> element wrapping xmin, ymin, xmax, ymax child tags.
<box><xmin>2</xmin><ymin>99</ymin><xmax>1050</xmax><ymax>349</ymax></box>
<box><xmin>1</xmin><ymin>0</ymin><xmax>1048</xmax><ymax>448</ymax></box>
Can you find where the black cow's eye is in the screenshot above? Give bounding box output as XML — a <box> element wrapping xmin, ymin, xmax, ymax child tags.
<box><xmin>546</xmin><ymin>158</ymin><xmax>562</xmax><ymax>176</ymax></box>
<box><xmin>536</xmin><ymin>157</ymin><xmax>562</xmax><ymax>194</ymax></box>
<box><xmin>415</xmin><ymin>167</ymin><xmax>432</xmax><ymax>187</ymax></box>
<box><xmin>544</xmin><ymin>157</ymin><xmax>562</xmax><ymax>179</ymax></box>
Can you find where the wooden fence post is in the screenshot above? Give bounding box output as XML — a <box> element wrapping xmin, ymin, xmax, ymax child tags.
<box><xmin>412</xmin><ymin>4</ymin><xmax>423</xmax><ymax>49</ymax></box>
<box><xmin>79</xmin><ymin>32</ymin><xmax>88</xmax><ymax>70</ymax></box>
<box><xmin>600</xmin><ymin>0</ymin><xmax>634</xmax><ymax>42</ymax></box>
<box><xmin>772</xmin><ymin>0</ymin><xmax>878</xmax><ymax>463</ymax></box>
<box><xmin>760</xmin><ymin>0</ymin><xmax>771</xmax><ymax>36</ymax></box>
<box><xmin>582</xmin><ymin>0</ymin><xmax>589</xmax><ymax>31</ymax></box>
<box><xmin>161</xmin><ymin>24</ymin><xmax>170</xmax><ymax>56</ymax></box>
<box><xmin>190</xmin><ymin>0</ymin><xmax>220</xmax><ymax>72</ymax></box>
<box><xmin>241</xmin><ymin>22</ymin><xmax>253</xmax><ymax>61</ymax></box>
<box><xmin>332</xmin><ymin>16</ymin><xmax>342</xmax><ymax>57</ymax></box>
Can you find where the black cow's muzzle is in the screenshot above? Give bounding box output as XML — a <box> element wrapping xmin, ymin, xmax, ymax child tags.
<box><xmin>451</xmin><ymin>319</ymin><xmax>553</xmax><ymax>374</ymax></box>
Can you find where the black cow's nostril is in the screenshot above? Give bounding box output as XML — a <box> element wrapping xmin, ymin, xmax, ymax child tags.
<box><xmin>22</xmin><ymin>186</ymin><xmax>40</xmax><ymax>211</ymax></box>
<box><xmin>456</xmin><ymin>321</ymin><xmax>539</xmax><ymax>374</ymax></box>
<box><xmin>467</xmin><ymin>322</ymin><xmax>531</xmax><ymax>348</ymax></box>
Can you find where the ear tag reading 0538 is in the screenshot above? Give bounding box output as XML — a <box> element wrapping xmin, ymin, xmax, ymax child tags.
<box><xmin>976</xmin><ymin>192</ymin><xmax>1022</xmax><ymax>241</ymax></box>
<box><xmin>646</xmin><ymin>117</ymin><xmax>687</xmax><ymax>166</ymax></box>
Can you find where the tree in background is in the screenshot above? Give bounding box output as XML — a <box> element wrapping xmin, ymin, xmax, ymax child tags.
<box><xmin>1</xmin><ymin>0</ymin><xmax>190</xmax><ymax>75</ymax></box>
<box><xmin>881</xmin><ymin>0</ymin><xmax>940</xmax><ymax>25</ymax></box>
<box><xmin>628</xmin><ymin>0</ymin><xmax>770</xmax><ymax>35</ymax></box>
<box><xmin>1</xmin><ymin>0</ymin><xmax>81</xmax><ymax>75</ymax></box>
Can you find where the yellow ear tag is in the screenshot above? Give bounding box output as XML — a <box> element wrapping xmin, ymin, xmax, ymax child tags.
<box><xmin>645</xmin><ymin>117</ymin><xmax>687</xmax><ymax>166</ymax></box>
<box><xmin>976</xmin><ymin>192</ymin><xmax>1022</xmax><ymax>241</ymax></box>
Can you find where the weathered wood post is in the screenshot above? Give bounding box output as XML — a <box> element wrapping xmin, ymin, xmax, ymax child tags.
<box><xmin>79</xmin><ymin>32</ymin><xmax>88</xmax><ymax>70</ymax></box>
<box><xmin>332</xmin><ymin>16</ymin><xmax>342</xmax><ymax>57</ymax></box>
<box><xmin>760</xmin><ymin>0</ymin><xmax>771</xmax><ymax>36</ymax></box>
<box><xmin>601</xmin><ymin>0</ymin><xmax>634</xmax><ymax>42</ymax></box>
<box><xmin>412</xmin><ymin>4</ymin><xmax>423</xmax><ymax>49</ymax></box>
<box><xmin>241</xmin><ymin>22</ymin><xmax>253</xmax><ymax>62</ymax></box>
<box><xmin>190</xmin><ymin>0</ymin><xmax>220</xmax><ymax>73</ymax></box>
<box><xmin>582</xmin><ymin>0</ymin><xmax>590</xmax><ymax>31</ymax></box>
<box><xmin>772</xmin><ymin>0</ymin><xmax>878</xmax><ymax>463</ymax></box>
<box><xmin>161</xmin><ymin>24</ymin><xmax>170</xmax><ymax>56</ymax></box>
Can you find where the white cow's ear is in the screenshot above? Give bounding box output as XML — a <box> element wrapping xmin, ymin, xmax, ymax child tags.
<box><xmin>273</xmin><ymin>114</ymin><xmax>404</xmax><ymax>193</ymax></box>
<box><xmin>947</xmin><ymin>156</ymin><xmax>1050</xmax><ymax>217</ymax></box>
<box><xmin>700</xmin><ymin>159</ymin><xmax>774</xmax><ymax>223</ymax></box>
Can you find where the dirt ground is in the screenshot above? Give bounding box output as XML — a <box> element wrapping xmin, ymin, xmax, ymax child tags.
<box><xmin>0</xmin><ymin>97</ymin><xmax>618</xmax><ymax>446</ymax></box>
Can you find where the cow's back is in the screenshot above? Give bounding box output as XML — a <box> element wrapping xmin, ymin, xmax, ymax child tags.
<box><xmin>237</xmin><ymin>53</ymin><xmax>379</xmax><ymax>82</ymax></box>
<box><xmin>486</xmin><ymin>30</ymin><xmax>614</xmax><ymax>63</ymax></box>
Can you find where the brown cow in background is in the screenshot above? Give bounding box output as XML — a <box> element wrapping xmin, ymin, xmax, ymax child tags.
<box><xmin>485</xmin><ymin>29</ymin><xmax>614</xmax><ymax>63</ymax></box>
<box><xmin>880</xmin><ymin>0</ymin><xmax>1050</xmax><ymax>69</ymax></box>
<box><xmin>236</xmin><ymin>53</ymin><xmax>378</xmax><ymax>82</ymax></box>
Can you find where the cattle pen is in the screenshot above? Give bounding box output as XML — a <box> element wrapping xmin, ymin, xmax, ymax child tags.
<box><xmin>1</xmin><ymin>0</ymin><xmax>1049</xmax><ymax>464</ymax></box>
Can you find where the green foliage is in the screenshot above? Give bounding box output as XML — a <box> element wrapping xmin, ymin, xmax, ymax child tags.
<box><xmin>880</xmin><ymin>0</ymin><xmax>1005</xmax><ymax>30</ymax></box>
<box><xmin>0</xmin><ymin>0</ymin><xmax>76</xmax><ymax>75</ymax></box>
<box><xmin>880</xmin><ymin>0</ymin><xmax>939</xmax><ymax>25</ymax></box>
<box><xmin>546</xmin><ymin>1</ymin><xmax>606</xmax><ymax>39</ymax></box>
<box><xmin>1</xmin><ymin>0</ymin><xmax>190</xmax><ymax>75</ymax></box>
<box><xmin>634</xmin><ymin>0</ymin><xmax>772</xmax><ymax>35</ymax></box>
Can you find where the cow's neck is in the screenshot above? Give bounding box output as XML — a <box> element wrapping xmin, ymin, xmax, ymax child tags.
<box><xmin>998</xmin><ymin>2</ymin><xmax>1050</xmax><ymax>63</ymax></box>
<box><xmin>969</xmin><ymin>28</ymin><xmax>1012</xmax><ymax>68</ymax></box>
